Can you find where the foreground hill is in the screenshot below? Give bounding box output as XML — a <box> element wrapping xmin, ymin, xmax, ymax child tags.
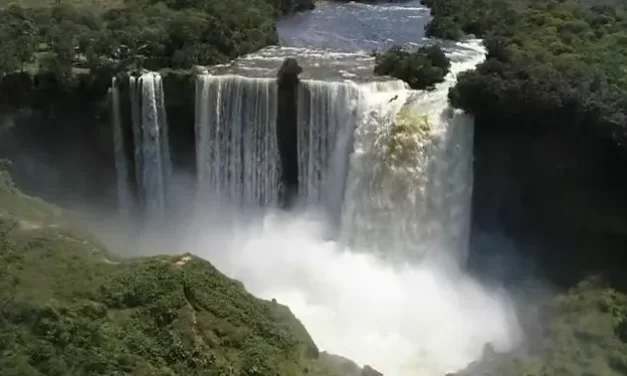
<box><xmin>0</xmin><ymin>162</ymin><xmax>368</xmax><ymax>376</ymax></box>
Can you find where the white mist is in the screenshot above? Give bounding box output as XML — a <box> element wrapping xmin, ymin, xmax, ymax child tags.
<box><xmin>184</xmin><ymin>208</ymin><xmax>522</xmax><ymax>376</ymax></box>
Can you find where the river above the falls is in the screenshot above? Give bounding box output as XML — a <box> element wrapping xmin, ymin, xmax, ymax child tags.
<box><xmin>277</xmin><ymin>0</ymin><xmax>430</xmax><ymax>51</ymax></box>
<box><xmin>210</xmin><ymin>0</ymin><xmax>437</xmax><ymax>81</ymax></box>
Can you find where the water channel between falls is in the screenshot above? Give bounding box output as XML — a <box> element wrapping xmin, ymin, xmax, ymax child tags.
<box><xmin>110</xmin><ymin>2</ymin><xmax>522</xmax><ymax>375</ymax></box>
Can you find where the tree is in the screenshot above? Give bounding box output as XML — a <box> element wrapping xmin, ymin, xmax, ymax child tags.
<box><xmin>373</xmin><ymin>44</ymin><xmax>451</xmax><ymax>90</ymax></box>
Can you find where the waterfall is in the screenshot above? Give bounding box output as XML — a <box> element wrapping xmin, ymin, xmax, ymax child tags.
<box><xmin>115</xmin><ymin>40</ymin><xmax>485</xmax><ymax>263</ymax></box>
<box><xmin>111</xmin><ymin>77</ymin><xmax>132</xmax><ymax>216</ymax></box>
<box><xmin>339</xmin><ymin>91</ymin><xmax>474</xmax><ymax>261</ymax></box>
<box><xmin>339</xmin><ymin>39</ymin><xmax>486</xmax><ymax>262</ymax></box>
<box><xmin>285</xmin><ymin>41</ymin><xmax>483</xmax><ymax>262</ymax></box>
<box><xmin>128</xmin><ymin>73</ymin><xmax>172</xmax><ymax>219</ymax></box>
<box><xmin>194</xmin><ymin>75</ymin><xmax>280</xmax><ymax>208</ymax></box>
<box><xmin>296</xmin><ymin>80</ymin><xmax>363</xmax><ymax>224</ymax></box>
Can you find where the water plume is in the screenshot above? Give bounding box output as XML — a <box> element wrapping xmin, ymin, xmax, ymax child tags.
<box><xmin>183</xmin><ymin>208</ymin><xmax>522</xmax><ymax>376</ymax></box>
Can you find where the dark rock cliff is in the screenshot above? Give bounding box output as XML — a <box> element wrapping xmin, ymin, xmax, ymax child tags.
<box><xmin>470</xmin><ymin>115</ymin><xmax>627</xmax><ymax>286</ymax></box>
<box><xmin>276</xmin><ymin>58</ymin><xmax>303</xmax><ymax>208</ymax></box>
<box><xmin>0</xmin><ymin>72</ymin><xmax>116</xmax><ymax>210</ymax></box>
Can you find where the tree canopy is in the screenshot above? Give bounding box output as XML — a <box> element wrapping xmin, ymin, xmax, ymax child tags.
<box><xmin>0</xmin><ymin>0</ymin><xmax>312</xmax><ymax>77</ymax></box>
<box><xmin>373</xmin><ymin>45</ymin><xmax>451</xmax><ymax>90</ymax></box>
<box><xmin>422</xmin><ymin>0</ymin><xmax>627</xmax><ymax>144</ymax></box>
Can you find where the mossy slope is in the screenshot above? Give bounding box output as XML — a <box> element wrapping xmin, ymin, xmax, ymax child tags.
<box><xmin>0</xmin><ymin>164</ymin><xmax>360</xmax><ymax>376</ymax></box>
<box><xmin>452</xmin><ymin>278</ymin><xmax>627</xmax><ymax>376</ymax></box>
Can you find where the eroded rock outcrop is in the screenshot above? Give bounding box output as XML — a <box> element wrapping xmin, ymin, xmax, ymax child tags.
<box><xmin>276</xmin><ymin>58</ymin><xmax>303</xmax><ymax>208</ymax></box>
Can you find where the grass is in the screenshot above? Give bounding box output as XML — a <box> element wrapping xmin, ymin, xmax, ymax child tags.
<box><xmin>0</xmin><ymin>162</ymin><xmax>364</xmax><ymax>376</ymax></box>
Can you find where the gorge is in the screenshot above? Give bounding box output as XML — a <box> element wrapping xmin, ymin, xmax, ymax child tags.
<box><xmin>98</xmin><ymin>4</ymin><xmax>522</xmax><ymax>374</ymax></box>
<box><xmin>2</xmin><ymin>0</ymin><xmax>627</xmax><ymax>375</ymax></box>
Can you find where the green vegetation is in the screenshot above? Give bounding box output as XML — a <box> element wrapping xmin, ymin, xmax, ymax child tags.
<box><xmin>0</xmin><ymin>162</ymin><xmax>366</xmax><ymax>376</ymax></box>
<box><xmin>452</xmin><ymin>278</ymin><xmax>627</xmax><ymax>376</ymax></box>
<box><xmin>0</xmin><ymin>0</ymin><xmax>313</xmax><ymax>78</ymax></box>
<box><xmin>422</xmin><ymin>0</ymin><xmax>627</xmax><ymax>143</ymax></box>
<box><xmin>373</xmin><ymin>45</ymin><xmax>451</xmax><ymax>90</ymax></box>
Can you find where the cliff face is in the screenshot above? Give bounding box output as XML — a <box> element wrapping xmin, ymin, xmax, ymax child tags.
<box><xmin>0</xmin><ymin>71</ymin><xmax>200</xmax><ymax>211</ymax></box>
<box><xmin>0</xmin><ymin>59</ymin><xmax>309</xmax><ymax>212</ymax></box>
<box><xmin>0</xmin><ymin>72</ymin><xmax>116</xmax><ymax>210</ymax></box>
<box><xmin>470</xmin><ymin>116</ymin><xmax>627</xmax><ymax>286</ymax></box>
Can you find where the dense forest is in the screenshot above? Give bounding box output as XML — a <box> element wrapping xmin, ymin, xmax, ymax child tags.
<box><xmin>0</xmin><ymin>0</ymin><xmax>312</xmax><ymax>78</ymax></box>
<box><xmin>423</xmin><ymin>0</ymin><xmax>627</xmax><ymax>143</ymax></box>
<box><xmin>419</xmin><ymin>0</ymin><xmax>627</xmax><ymax>283</ymax></box>
<box><xmin>373</xmin><ymin>45</ymin><xmax>451</xmax><ymax>90</ymax></box>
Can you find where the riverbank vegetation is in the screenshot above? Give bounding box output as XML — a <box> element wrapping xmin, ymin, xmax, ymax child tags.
<box><xmin>373</xmin><ymin>45</ymin><xmax>451</xmax><ymax>90</ymax></box>
<box><xmin>422</xmin><ymin>0</ymin><xmax>627</xmax><ymax>144</ymax></box>
<box><xmin>452</xmin><ymin>278</ymin><xmax>627</xmax><ymax>376</ymax></box>
<box><xmin>0</xmin><ymin>0</ymin><xmax>312</xmax><ymax>78</ymax></box>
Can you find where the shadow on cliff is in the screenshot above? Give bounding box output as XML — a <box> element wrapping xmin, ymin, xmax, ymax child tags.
<box><xmin>469</xmin><ymin>116</ymin><xmax>627</xmax><ymax>291</ymax></box>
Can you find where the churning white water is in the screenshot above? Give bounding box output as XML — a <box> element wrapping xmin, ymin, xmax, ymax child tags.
<box><xmin>341</xmin><ymin>40</ymin><xmax>484</xmax><ymax>262</ymax></box>
<box><xmin>184</xmin><ymin>38</ymin><xmax>522</xmax><ymax>376</ymax></box>
<box><xmin>188</xmin><ymin>207</ymin><xmax>521</xmax><ymax>376</ymax></box>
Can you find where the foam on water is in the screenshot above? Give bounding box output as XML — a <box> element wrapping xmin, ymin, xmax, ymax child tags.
<box><xmin>187</xmin><ymin>208</ymin><xmax>521</xmax><ymax>376</ymax></box>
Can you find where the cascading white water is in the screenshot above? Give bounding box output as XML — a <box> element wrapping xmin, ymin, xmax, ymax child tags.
<box><xmin>339</xmin><ymin>40</ymin><xmax>485</xmax><ymax>262</ymax></box>
<box><xmin>195</xmin><ymin>75</ymin><xmax>280</xmax><ymax>207</ymax></box>
<box><xmin>199</xmin><ymin>39</ymin><xmax>521</xmax><ymax>376</ymax></box>
<box><xmin>129</xmin><ymin>73</ymin><xmax>172</xmax><ymax>218</ymax></box>
<box><xmin>296</xmin><ymin>80</ymin><xmax>364</xmax><ymax>223</ymax></box>
<box><xmin>110</xmin><ymin>77</ymin><xmax>132</xmax><ymax>217</ymax></box>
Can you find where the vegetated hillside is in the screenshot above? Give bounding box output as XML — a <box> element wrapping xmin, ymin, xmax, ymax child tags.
<box><xmin>422</xmin><ymin>0</ymin><xmax>627</xmax><ymax>285</ymax></box>
<box><xmin>424</xmin><ymin>0</ymin><xmax>627</xmax><ymax>139</ymax></box>
<box><xmin>0</xmin><ymin>161</ymin><xmax>367</xmax><ymax>376</ymax></box>
<box><xmin>450</xmin><ymin>278</ymin><xmax>627</xmax><ymax>376</ymax></box>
